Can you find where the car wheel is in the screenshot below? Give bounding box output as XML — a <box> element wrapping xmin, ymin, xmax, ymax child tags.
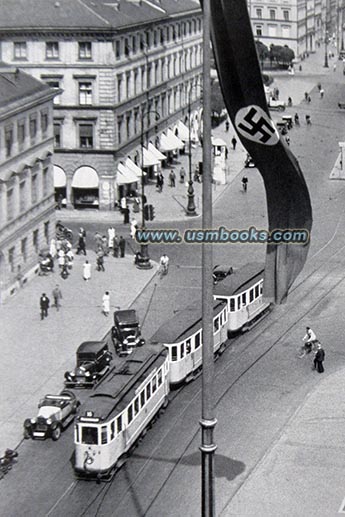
<box><xmin>51</xmin><ymin>425</ymin><xmax>62</xmax><ymax>441</ymax></box>
<box><xmin>23</xmin><ymin>428</ymin><xmax>31</xmax><ymax>439</ymax></box>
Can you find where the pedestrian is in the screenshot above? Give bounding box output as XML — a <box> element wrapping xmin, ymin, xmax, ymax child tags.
<box><xmin>83</xmin><ymin>260</ymin><xmax>91</xmax><ymax>281</ymax></box>
<box><xmin>307</xmin><ymin>95</ymin><xmax>311</xmax><ymax>104</ymax></box>
<box><xmin>130</xmin><ymin>218</ymin><xmax>138</xmax><ymax>240</ymax></box>
<box><xmin>225</xmin><ymin>120</ymin><xmax>230</xmax><ymax>132</ymax></box>
<box><xmin>169</xmin><ymin>170</ymin><xmax>176</xmax><ymax>187</ymax></box>
<box><xmin>306</xmin><ymin>114</ymin><xmax>311</xmax><ymax>125</ymax></box>
<box><xmin>49</xmin><ymin>238</ymin><xmax>57</xmax><ymax>259</ymax></box>
<box><xmin>96</xmin><ymin>249</ymin><xmax>105</xmax><ymax>272</ymax></box>
<box><xmin>101</xmin><ymin>235</ymin><xmax>108</xmax><ymax>255</ymax></box>
<box><xmin>304</xmin><ymin>91</ymin><xmax>308</xmax><ymax>101</ymax></box>
<box><xmin>158</xmin><ymin>172</ymin><xmax>164</xmax><ymax>192</ymax></box>
<box><xmin>313</xmin><ymin>342</ymin><xmax>325</xmax><ymax>373</ymax></box>
<box><xmin>58</xmin><ymin>249</ymin><xmax>66</xmax><ymax>269</ymax></box>
<box><xmin>288</xmin><ymin>96</ymin><xmax>292</xmax><ymax>107</ymax></box>
<box><xmin>113</xmin><ymin>236</ymin><xmax>119</xmax><ymax>257</ymax></box>
<box><xmin>76</xmin><ymin>230</ymin><xmax>86</xmax><ymax>255</ymax></box>
<box><xmin>241</xmin><ymin>175</ymin><xmax>248</xmax><ymax>192</ymax></box>
<box><xmin>107</xmin><ymin>226</ymin><xmax>115</xmax><ymax>252</ymax></box>
<box><xmin>40</xmin><ymin>293</ymin><xmax>50</xmax><ymax>320</ymax></box>
<box><xmin>317</xmin><ymin>82</ymin><xmax>322</xmax><ymax>91</ymax></box>
<box><xmin>333</xmin><ymin>63</ymin><xmax>337</xmax><ymax>72</ymax></box>
<box><xmin>225</xmin><ymin>146</ymin><xmax>229</xmax><ymax>159</ymax></box>
<box><xmin>102</xmin><ymin>291</ymin><xmax>110</xmax><ymax>317</ymax></box>
<box><xmin>231</xmin><ymin>136</ymin><xmax>237</xmax><ymax>150</ymax></box>
<box><xmin>285</xmin><ymin>135</ymin><xmax>290</xmax><ymax>146</ymax></box>
<box><xmin>52</xmin><ymin>284</ymin><xmax>62</xmax><ymax>311</ymax></box>
<box><xmin>294</xmin><ymin>113</ymin><xmax>300</xmax><ymax>125</ymax></box>
<box><xmin>119</xmin><ymin>236</ymin><xmax>126</xmax><ymax>257</ymax></box>
<box><xmin>320</xmin><ymin>88</ymin><xmax>324</xmax><ymax>99</ymax></box>
<box><xmin>180</xmin><ymin>166</ymin><xmax>186</xmax><ymax>183</ymax></box>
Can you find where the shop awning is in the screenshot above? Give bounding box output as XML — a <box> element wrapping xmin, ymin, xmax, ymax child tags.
<box><xmin>148</xmin><ymin>142</ymin><xmax>166</xmax><ymax>160</ymax></box>
<box><xmin>167</xmin><ymin>129</ymin><xmax>185</xmax><ymax>149</ymax></box>
<box><xmin>160</xmin><ymin>130</ymin><xmax>184</xmax><ymax>152</ymax></box>
<box><xmin>175</xmin><ymin>121</ymin><xmax>190</xmax><ymax>142</ymax></box>
<box><xmin>211</xmin><ymin>137</ymin><xmax>227</xmax><ymax>147</ymax></box>
<box><xmin>72</xmin><ymin>166</ymin><xmax>99</xmax><ymax>188</ymax></box>
<box><xmin>53</xmin><ymin>165</ymin><xmax>66</xmax><ymax>188</ymax></box>
<box><xmin>125</xmin><ymin>157</ymin><xmax>143</xmax><ymax>177</ymax></box>
<box><xmin>116</xmin><ymin>163</ymin><xmax>139</xmax><ymax>185</ymax></box>
<box><xmin>142</xmin><ymin>147</ymin><xmax>160</xmax><ymax>167</ymax></box>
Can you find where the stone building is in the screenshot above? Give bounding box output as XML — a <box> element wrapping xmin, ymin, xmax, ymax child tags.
<box><xmin>0</xmin><ymin>64</ymin><xmax>57</xmax><ymax>301</ymax></box>
<box><xmin>0</xmin><ymin>0</ymin><xmax>202</xmax><ymax>211</ymax></box>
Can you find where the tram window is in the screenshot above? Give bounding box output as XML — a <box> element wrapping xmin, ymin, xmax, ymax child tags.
<box><xmin>158</xmin><ymin>369</ymin><xmax>163</xmax><ymax>386</ymax></box>
<box><xmin>146</xmin><ymin>383</ymin><xmax>151</xmax><ymax>400</ymax></box>
<box><xmin>237</xmin><ymin>296</ymin><xmax>241</xmax><ymax>310</ymax></box>
<box><xmin>101</xmin><ymin>426</ymin><xmax>108</xmax><ymax>445</ymax></box>
<box><xmin>110</xmin><ymin>421</ymin><xmax>115</xmax><ymax>440</ymax></box>
<box><xmin>223</xmin><ymin>308</ymin><xmax>227</xmax><ymax>322</ymax></box>
<box><xmin>259</xmin><ymin>282</ymin><xmax>263</xmax><ymax>294</ymax></box>
<box><xmin>181</xmin><ymin>342</ymin><xmax>185</xmax><ymax>358</ymax></box>
<box><xmin>128</xmin><ymin>405</ymin><xmax>133</xmax><ymax>424</ymax></box>
<box><xmin>152</xmin><ymin>376</ymin><xmax>157</xmax><ymax>393</ymax></box>
<box><xmin>255</xmin><ymin>285</ymin><xmax>259</xmax><ymax>298</ymax></box>
<box><xmin>186</xmin><ymin>339</ymin><xmax>191</xmax><ymax>354</ymax></box>
<box><xmin>250</xmin><ymin>289</ymin><xmax>254</xmax><ymax>302</ymax></box>
<box><xmin>195</xmin><ymin>332</ymin><xmax>201</xmax><ymax>349</ymax></box>
<box><xmin>230</xmin><ymin>298</ymin><xmax>235</xmax><ymax>312</ymax></box>
<box><xmin>171</xmin><ymin>346</ymin><xmax>178</xmax><ymax>362</ymax></box>
<box><xmin>134</xmin><ymin>397</ymin><xmax>139</xmax><ymax>415</ymax></box>
<box><xmin>117</xmin><ymin>415</ymin><xmax>122</xmax><ymax>433</ymax></box>
<box><xmin>140</xmin><ymin>390</ymin><xmax>145</xmax><ymax>407</ymax></box>
<box><xmin>214</xmin><ymin>317</ymin><xmax>219</xmax><ymax>333</ymax></box>
<box><xmin>75</xmin><ymin>424</ymin><xmax>79</xmax><ymax>443</ymax></box>
<box><xmin>242</xmin><ymin>293</ymin><xmax>247</xmax><ymax>306</ymax></box>
<box><xmin>82</xmin><ymin>426</ymin><xmax>98</xmax><ymax>445</ymax></box>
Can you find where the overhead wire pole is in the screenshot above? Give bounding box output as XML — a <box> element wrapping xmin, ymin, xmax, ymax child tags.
<box><xmin>200</xmin><ymin>0</ymin><xmax>217</xmax><ymax>515</ymax></box>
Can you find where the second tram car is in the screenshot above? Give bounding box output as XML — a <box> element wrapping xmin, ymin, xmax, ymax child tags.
<box><xmin>74</xmin><ymin>343</ymin><xmax>169</xmax><ymax>480</ymax></box>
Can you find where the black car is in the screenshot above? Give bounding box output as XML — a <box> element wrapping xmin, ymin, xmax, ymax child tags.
<box><xmin>23</xmin><ymin>390</ymin><xmax>79</xmax><ymax>441</ymax></box>
<box><xmin>111</xmin><ymin>309</ymin><xmax>145</xmax><ymax>356</ymax></box>
<box><xmin>213</xmin><ymin>265</ymin><xmax>234</xmax><ymax>285</ymax></box>
<box><xmin>64</xmin><ymin>341</ymin><xmax>112</xmax><ymax>387</ymax></box>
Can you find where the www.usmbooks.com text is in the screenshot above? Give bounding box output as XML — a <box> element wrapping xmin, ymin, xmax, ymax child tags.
<box><xmin>135</xmin><ymin>226</ymin><xmax>310</xmax><ymax>244</ymax></box>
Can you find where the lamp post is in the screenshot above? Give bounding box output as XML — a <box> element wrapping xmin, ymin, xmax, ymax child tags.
<box><xmin>186</xmin><ymin>88</ymin><xmax>198</xmax><ymax>216</ymax></box>
<box><xmin>324</xmin><ymin>30</ymin><xmax>329</xmax><ymax>67</ymax></box>
<box><xmin>135</xmin><ymin>108</ymin><xmax>160</xmax><ymax>270</ymax></box>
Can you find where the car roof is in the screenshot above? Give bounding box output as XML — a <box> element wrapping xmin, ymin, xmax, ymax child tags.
<box><xmin>114</xmin><ymin>309</ymin><xmax>138</xmax><ymax>325</ymax></box>
<box><xmin>77</xmin><ymin>341</ymin><xmax>108</xmax><ymax>354</ymax></box>
<box><xmin>213</xmin><ymin>262</ymin><xmax>265</xmax><ymax>296</ymax></box>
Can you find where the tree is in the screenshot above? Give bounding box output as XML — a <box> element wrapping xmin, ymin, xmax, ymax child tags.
<box><xmin>210</xmin><ymin>79</ymin><xmax>226</xmax><ymax>117</ymax></box>
<box><xmin>255</xmin><ymin>40</ymin><xmax>269</xmax><ymax>68</ymax></box>
<box><xmin>269</xmin><ymin>44</ymin><xmax>295</xmax><ymax>67</ymax></box>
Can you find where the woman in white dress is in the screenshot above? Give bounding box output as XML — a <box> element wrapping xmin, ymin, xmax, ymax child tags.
<box><xmin>102</xmin><ymin>291</ymin><xmax>110</xmax><ymax>316</ymax></box>
<box><xmin>83</xmin><ymin>260</ymin><xmax>91</xmax><ymax>281</ymax></box>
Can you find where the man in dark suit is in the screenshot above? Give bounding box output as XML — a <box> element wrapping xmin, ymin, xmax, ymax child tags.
<box><xmin>40</xmin><ymin>293</ymin><xmax>50</xmax><ymax>320</ymax></box>
<box><xmin>313</xmin><ymin>343</ymin><xmax>325</xmax><ymax>373</ymax></box>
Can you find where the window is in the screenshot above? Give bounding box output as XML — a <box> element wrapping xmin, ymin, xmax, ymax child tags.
<box><xmin>255</xmin><ymin>285</ymin><xmax>260</xmax><ymax>298</ymax></box>
<box><xmin>127</xmin><ymin>405</ymin><xmax>133</xmax><ymax>424</ymax></box>
<box><xmin>260</xmin><ymin>282</ymin><xmax>263</xmax><ymax>294</ymax></box>
<box><xmin>242</xmin><ymin>293</ymin><xmax>247</xmax><ymax>306</ymax></box>
<box><xmin>46</xmin><ymin>42</ymin><xmax>59</xmax><ymax>59</ymax></box>
<box><xmin>171</xmin><ymin>345</ymin><xmax>177</xmax><ymax>361</ymax></box>
<box><xmin>18</xmin><ymin>121</ymin><xmax>25</xmax><ymax>149</ymax></box>
<box><xmin>79</xmin><ymin>82</ymin><xmax>92</xmax><ymax>105</ymax></box>
<box><xmin>186</xmin><ymin>339</ymin><xmax>191</xmax><ymax>354</ymax></box>
<box><xmin>116</xmin><ymin>415</ymin><xmax>122</xmax><ymax>433</ymax></box>
<box><xmin>117</xmin><ymin>117</ymin><xmax>123</xmax><ymax>145</ymax></box>
<box><xmin>31</xmin><ymin>173</ymin><xmax>38</xmax><ymax>204</ymax></box>
<box><xmin>54</xmin><ymin>123</ymin><xmax>61</xmax><ymax>148</ymax></box>
<box><xmin>126</xmin><ymin>72</ymin><xmax>131</xmax><ymax>98</ymax></box>
<box><xmin>44</xmin><ymin>221</ymin><xmax>49</xmax><ymax>243</ymax></box>
<box><xmin>5</xmin><ymin>127</ymin><xmax>13</xmax><ymax>158</ymax></box>
<box><xmin>14</xmin><ymin>42</ymin><xmax>27</xmax><ymax>59</ymax></box>
<box><xmin>110</xmin><ymin>421</ymin><xmax>115</xmax><ymax>440</ymax></box>
<box><xmin>195</xmin><ymin>332</ymin><xmax>201</xmax><ymax>349</ymax></box>
<box><xmin>8</xmin><ymin>247</ymin><xmax>15</xmax><ymax>273</ymax></box>
<box><xmin>19</xmin><ymin>180</ymin><xmax>26</xmax><ymax>212</ymax></box>
<box><xmin>6</xmin><ymin>187</ymin><xmax>14</xmax><ymax>221</ymax></box>
<box><xmin>126</xmin><ymin>113</ymin><xmax>131</xmax><ymax>139</ymax></box>
<box><xmin>146</xmin><ymin>383</ymin><xmax>151</xmax><ymax>400</ymax></box>
<box><xmin>132</xmin><ymin>35</ymin><xmax>137</xmax><ymax>53</ymax></box>
<box><xmin>43</xmin><ymin>169</ymin><xmax>49</xmax><ymax>197</ymax></box>
<box><xmin>181</xmin><ymin>342</ymin><xmax>185</xmax><ymax>358</ymax></box>
<box><xmin>237</xmin><ymin>296</ymin><xmax>241</xmax><ymax>310</ymax></box>
<box><xmin>160</xmin><ymin>28</ymin><xmax>165</xmax><ymax>45</ymax></box>
<box><xmin>134</xmin><ymin>398</ymin><xmax>139</xmax><ymax>415</ymax></box>
<box><xmin>230</xmin><ymin>298</ymin><xmax>235</xmax><ymax>312</ymax></box>
<box><xmin>250</xmin><ymin>289</ymin><xmax>254</xmax><ymax>302</ymax></box>
<box><xmin>115</xmin><ymin>40</ymin><xmax>121</xmax><ymax>59</ymax></box>
<box><xmin>269</xmin><ymin>9</ymin><xmax>276</xmax><ymax>20</ymax></box>
<box><xmin>124</xmin><ymin>38</ymin><xmax>130</xmax><ymax>57</ymax></box>
<box><xmin>282</xmin><ymin>25</ymin><xmax>291</xmax><ymax>38</ymax></box>
<box><xmin>117</xmin><ymin>75</ymin><xmax>122</xmax><ymax>103</ymax></box>
<box><xmin>78</xmin><ymin>41</ymin><xmax>92</xmax><ymax>59</ymax></box>
<box><xmin>45</xmin><ymin>80</ymin><xmax>61</xmax><ymax>105</ymax></box>
<box><xmin>283</xmin><ymin>10</ymin><xmax>290</xmax><ymax>21</ymax></box>
<box><xmin>140</xmin><ymin>391</ymin><xmax>145</xmax><ymax>408</ymax></box>
<box><xmin>101</xmin><ymin>426</ymin><xmax>107</xmax><ymax>444</ymax></box>
<box><xmin>152</xmin><ymin>377</ymin><xmax>157</xmax><ymax>393</ymax></box>
<box><xmin>41</xmin><ymin>112</ymin><xmax>49</xmax><ymax>135</ymax></box>
<box><xmin>256</xmin><ymin>25</ymin><xmax>263</xmax><ymax>36</ymax></box>
<box><xmin>256</xmin><ymin>8</ymin><xmax>262</xmax><ymax>18</ymax></box>
<box><xmin>81</xmin><ymin>427</ymin><xmax>98</xmax><ymax>445</ymax></box>
<box><xmin>30</xmin><ymin>116</ymin><xmax>37</xmax><ymax>142</ymax></box>
<box><xmin>158</xmin><ymin>369</ymin><xmax>163</xmax><ymax>386</ymax></box>
<box><xmin>33</xmin><ymin>229</ymin><xmax>39</xmax><ymax>253</ymax></box>
<box><xmin>79</xmin><ymin>124</ymin><xmax>93</xmax><ymax>148</ymax></box>
<box><xmin>214</xmin><ymin>317</ymin><xmax>220</xmax><ymax>333</ymax></box>
<box><xmin>268</xmin><ymin>24</ymin><xmax>277</xmax><ymax>37</ymax></box>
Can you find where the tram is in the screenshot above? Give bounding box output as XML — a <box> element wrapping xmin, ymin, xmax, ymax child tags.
<box><xmin>74</xmin><ymin>343</ymin><xmax>169</xmax><ymax>480</ymax></box>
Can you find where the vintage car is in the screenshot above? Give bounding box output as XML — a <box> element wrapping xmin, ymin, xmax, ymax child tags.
<box><xmin>244</xmin><ymin>154</ymin><xmax>256</xmax><ymax>168</ymax></box>
<box><xmin>213</xmin><ymin>265</ymin><xmax>234</xmax><ymax>285</ymax></box>
<box><xmin>111</xmin><ymin>309</ymin><xmax>145</xmax><ymax>356</ymax></box>
<box><xmin>64</xmin><ymin>341</ymin><xmax>113</xmax><ymax>388</ymax></box>
<box><xmin>267</xmin><ymin>98</ymin><xmax>286</xmax><ymax>111</ymax></box>
<box><xmin>23</xmin><ymin>390</ymin><xmax>79</xmax><ymax>441</ymax></box>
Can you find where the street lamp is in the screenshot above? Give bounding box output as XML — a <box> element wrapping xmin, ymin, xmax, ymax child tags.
<box><xmin>136</xmin><ymin>108</ymin><xmax>160</xmax><ymax>270</ymax></box>
<box><xmin>324</xmin><ymin>30</ymin><xmax>329</xmax><ymax>67</ymax></box>
<box><xmin>186</xmin><ymin>87</ymin><xmax>198</xmax><ymax>217</ymax></box>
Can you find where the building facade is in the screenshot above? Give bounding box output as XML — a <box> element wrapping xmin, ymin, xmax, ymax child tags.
<box><xmin>0</xmin><ymin>0</ymin><xmax>202</xmax><ymax>211</ymax></box>
<box><xmin>0</xmin><ymin>64</ymin><xmax>57</xmax><ymax>301</ymax></box>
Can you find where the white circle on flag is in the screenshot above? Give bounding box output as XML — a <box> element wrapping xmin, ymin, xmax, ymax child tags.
<box><xmin>235</xmin><ymin>105</ymin><xmax>279</xmax><ymax>146</ymax></box>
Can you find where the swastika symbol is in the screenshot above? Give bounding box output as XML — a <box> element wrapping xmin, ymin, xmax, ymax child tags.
<box><xmin>237</xmin><ymin>107</ymin><xmax>275</xmax><ymax>144</ymax></box>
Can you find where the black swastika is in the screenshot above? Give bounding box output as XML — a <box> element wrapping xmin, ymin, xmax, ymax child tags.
<box><xmin>238</xmin><ymin>107</ymin><xmax>275</xmax><ymax>143</ymax></box>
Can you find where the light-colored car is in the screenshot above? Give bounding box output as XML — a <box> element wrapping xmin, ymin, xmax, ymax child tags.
<box><xmin>268</xmin><ymin>99</ymin><xmax>286</xmax><ymax>111</ymax></box>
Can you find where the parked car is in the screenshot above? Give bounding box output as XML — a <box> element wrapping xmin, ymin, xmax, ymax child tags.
<box><xmin>23</xmin><ymin>390</ymin><xmax>79</xmax><ymax>441</ymax></box>
<box><xmin>268</xmin><ymin>98</ymin><xmax>286</xmax><ymax>111</ymax></box>
<box><xmin>244</xmin><ymin>154</ymin><xmax>255</xmax><ymax>168</ymax></box>
<box><xmin>111</xmin><ymin>309</ymin><xmax>145</xmax><ymax>356</ymax></box>
<box><xmin>64</xmin><ymin>341</ymin><xmax>112</xmax><ymax>388</ymax></box>
<box><xmin>213</xmin><ymin>265</ymin><xmax>234</xmax><ymax>285</ymax></box>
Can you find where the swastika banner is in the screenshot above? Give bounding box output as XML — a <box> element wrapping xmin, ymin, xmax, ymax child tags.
<box><xmin>206</xmin><ymin>0</ymin><xmax>312</xmax><ymax>303</ymax></box>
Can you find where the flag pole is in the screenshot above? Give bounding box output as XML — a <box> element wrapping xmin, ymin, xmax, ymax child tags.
<box><xmin>200</xmin><ymin>0</ymin><xmax>217</xmax><ymax>515</ymax></box>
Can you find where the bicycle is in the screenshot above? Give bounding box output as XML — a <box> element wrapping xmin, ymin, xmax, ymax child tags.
<box><xmin>158</xmin><ymin>263</ymin><xmax>169</xmax><ymax>279</ymax></box>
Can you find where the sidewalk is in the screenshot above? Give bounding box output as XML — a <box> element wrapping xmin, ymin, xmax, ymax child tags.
<box><xmin>0</xmin><ymin>251</ymin><xmax>157</xmax><ymax>449</ymax></box>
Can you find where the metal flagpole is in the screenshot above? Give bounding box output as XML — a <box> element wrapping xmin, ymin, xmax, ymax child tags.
<box><xmin>200</xmin><ymin>0</ymin><xmax>217</xmax><ymax>515</ymax></box>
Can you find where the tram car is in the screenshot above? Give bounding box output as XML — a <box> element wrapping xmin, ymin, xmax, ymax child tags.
<box><xmin>213</xmin><ymin>262</ymin><xmax>270</xmax><ymax>334</ymax></box>
<box><xmin>150</xmin><ymin>299</ymin><xmax>228</xmax><ymax>385</ymax></box>
<box><xmin>74</xmin><ymin>343</ymin><xmax>169</xmax><ymax>480</ymax></box>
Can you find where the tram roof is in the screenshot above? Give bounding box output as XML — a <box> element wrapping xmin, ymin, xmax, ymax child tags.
<box><xmin>77</xmin><ymin>343</ymin><xmax>167</xmax><ymax>422</ymax></box>
<box><xmin>150</xmin><ymin>298</ymin><xmax>226</xmax><ymax>344</ymax></box>
<box><xmin>213</xmin><ymin>262</ymin><xmax>265</xmax><ymax>297</ymax></box>
<box><xmin>77</xmin><ymin>340</ymin><xmax>108</xmax><ymax>354</ymax></box>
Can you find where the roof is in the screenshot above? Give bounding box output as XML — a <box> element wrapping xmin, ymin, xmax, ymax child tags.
<box><xmin>77</xmin><ymin>341</ymin><xmax>108</xmax><ymax>354</ymax></box>
<box><xmin>0</xmin><ymin>64</ymin><xmax>52</xmax><ymax>109</ymax></box>
<box><xmin>114</xmin><ymin>309</ymin><xmax>138</xmax><ymax>325</ymax></box>
<box><xmin>77</xmin><ymin>342</ymin><xmax>167</xmax><ymax>421</ymax></box>
<box><xmin>150</xmin><ymin>298</ymin><xmax>227</xmax><ymax>344</ymax></box>
<box><xmin>0</xmin><ymin>0</ymin><xmax>201</xmax><ymax>31</ymax></box>
<box><xmin>213</xmin><ymin>262</ymin><xmax>265</xmax><ymax>297</ymax></box>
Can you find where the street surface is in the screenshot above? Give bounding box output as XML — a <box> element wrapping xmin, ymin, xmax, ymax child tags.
<box><xmin>2</xmin><ymin>48</ymin><xmax>345</xmax><ymax>516</ymax></box>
